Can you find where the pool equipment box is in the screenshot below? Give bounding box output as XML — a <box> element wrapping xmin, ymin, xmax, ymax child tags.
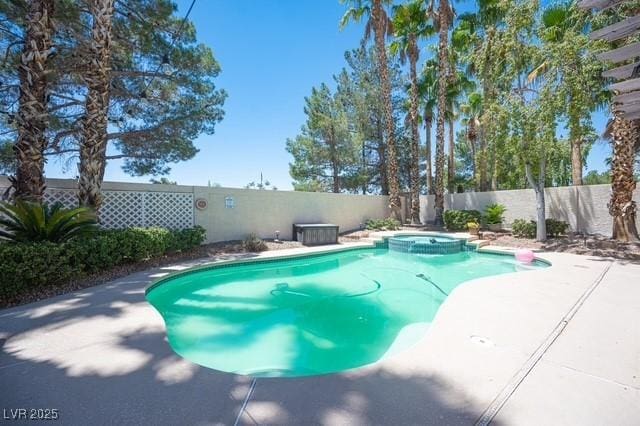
<box><xmin>292</xmin><ymin>223</ymin><xmax>339</xmax><ymax>246</ymax></box>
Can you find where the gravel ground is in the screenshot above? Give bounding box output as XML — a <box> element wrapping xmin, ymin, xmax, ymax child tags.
<box><xmin>489</xmin><ymin>233</ymin><xmax>640</xmax><ymax>263</ymax></box>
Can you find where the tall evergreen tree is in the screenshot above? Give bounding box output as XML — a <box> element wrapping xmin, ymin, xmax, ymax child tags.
<box><xmin>0</xmin><ymin>0</ymin><xmax>226</xmax><ymax>193</ymax></box>
<box><xmin>286</xmin><ymin>84</ymin><xmax>358</xmax><ymax>193</ymax></box>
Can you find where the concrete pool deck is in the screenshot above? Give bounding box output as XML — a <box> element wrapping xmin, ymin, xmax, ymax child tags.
<box><xmin>0</xmin><ymin>235</ymin><xmax>638</xmax><ymax>425</ymax></box>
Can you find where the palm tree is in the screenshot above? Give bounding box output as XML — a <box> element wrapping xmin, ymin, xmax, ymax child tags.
<box><xmin>428</xmin><ymin>0</ymin><xmax>454</xmax><ymax>225</ymax></box>
<box><xmin>607</xmin><ymin>113</ymin><xmax>639</xmax><ymax>242</ymax></box>
<box><xmin>419</xmin><ymin>60</ymin><xmax>438</xmax><ymax>196</ymax></box>
<box><xmin>78</xmin><ymin>0</ymin><xmax>115</xmax><ymax>211</ymax></box>
<box><xmin>342</xmin><ymin>0</ymin><xmax>402</xmax><ymax>220</ymax></box>
<box><xmin>444</xmin><ymin>56</ymin><xmax>472</xmax><ymax>194</ymax></box>
<box><xmin>390</xmin><ymin>1</ymin><xmax>434</xmax><ymax>224</ymax></box>
<box><xmin>459</xmin><ymin>92</ymin><xmax>483</xmax><ymax>188</ymax></box>
<box><xmin>12</xmin><ymin>0</ymin><xmax>55</xmax><ymax>202</ymax></box>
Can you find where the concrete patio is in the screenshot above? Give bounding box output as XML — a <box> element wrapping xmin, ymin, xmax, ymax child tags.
<box><xmin>1</xmin><ymin>240</ymin><xmax>638</xmax><ymax>425</ymax></box>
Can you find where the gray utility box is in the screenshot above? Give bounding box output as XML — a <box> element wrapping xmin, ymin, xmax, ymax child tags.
<box><xmin>292</xmin><ymin>223</ymin><xmax>339</xmax><ymax>246</ymax></box>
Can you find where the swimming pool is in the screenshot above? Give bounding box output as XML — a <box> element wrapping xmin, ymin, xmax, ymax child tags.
<box><xmin>147</xmin><ymin>240</ymin><xmax>547</xmax><ymax>377</ymax></box>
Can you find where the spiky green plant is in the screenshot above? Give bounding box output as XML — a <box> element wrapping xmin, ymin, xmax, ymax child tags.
<box><xmin>0</xmin><ymin>201</ymin><xmax>98</xmax><ymax>243</ymax></box>
<box><xmin>484</xmin><ymin>203</ymin><xmax>507</xmax><ymax>225</ymax></box>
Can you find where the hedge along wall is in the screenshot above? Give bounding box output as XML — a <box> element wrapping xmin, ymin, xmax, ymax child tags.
<box><xmin>0</xmin><ymin>176</ymin><xmax>392</xmax><ymax>243</ymax></box>
<box><xmin>420</xmin><ymin>184</ymin><xmax>640</xmax><ymax>237</ymax></box>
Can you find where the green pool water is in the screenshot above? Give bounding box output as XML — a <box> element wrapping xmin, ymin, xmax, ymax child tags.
<box><xmin>147</xmin><ymin>246</ymin><xmax>547</xmax><ymax>377</ymax></box>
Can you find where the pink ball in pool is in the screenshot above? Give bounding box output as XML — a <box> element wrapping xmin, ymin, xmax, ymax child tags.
<box><xmin>515</xmin><ymin>249</ymin><xmax>535</xmax><ymax>263</ymax></box>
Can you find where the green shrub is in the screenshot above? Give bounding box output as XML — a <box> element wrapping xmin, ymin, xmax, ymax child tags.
<box><xmin>244</xmin><ymin>233</ymin><xmax>268</xmax><ymax>252</ymax></box>
<box><xmin>0</xmin><ymin>201</ymin><xmax>98</xmax><ymax>242</ymax></box>
<box><xmin>443</xmin><ymin>210</ymin><xmax>482</xmax><ymax>231</ymax></box>
<box><xmin>365</xmin><ymin>217</ymin><xmax>401</xmax><ymax>231</ymax></box>
<box><xmin>546</xmin><ymin>219</ymin><xmax>569</xmax><ymax>237</ymax></box>
<box><xmin>511</xmin><ymin>218</ymin><xmax>568</xmax><ymax>239</ymax></box>
<box><xmin>0</xmin><ymin>242</ymin><xmax>81</xmax><ymax>298</ymax></box>
<box><xmin>512</xmin><ymin>219</ymin><xmax>537</xmax><ymax>238</ymax></box>
<box><xmin>484</xmin><ymin>203</ymin><xmax>507</xmax><ymax>225</ymax></box>
<box><xmin>167</xmin><ymin>226</ymin><xmax>207</xmax><ymax>252</ymax></box>
<box><xmin>0</xmin><ymin>226</ymin><xmax>206</xmax><ymax>301</ymax></box>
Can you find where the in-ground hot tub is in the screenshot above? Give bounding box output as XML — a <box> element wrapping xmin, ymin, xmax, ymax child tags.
<box><xmin>388</xmin><ymin>234</ymin><xmax>466</xmax><ymax>254</ymax></box>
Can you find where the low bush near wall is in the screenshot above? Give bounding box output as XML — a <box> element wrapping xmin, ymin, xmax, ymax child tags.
<box><xmin>546</xmin><ymin>219</ymin><xmax>569</xmax><ymax>237</ymax></box>
<box><xmin>512</xmin><ymin>219</ymin><xmax>537</xmax><ymax>238</ymax></box>
<box><xmin>0</xmin><ymin>226</ymin><xmax>206</xmax><ymax>301</ymax></box>
<box><xmin>366</xmin><ymin>217</ymin><xmax>401</xmax><ymax>231</ymax></box>
<box><xmin>243</xmin><ymin>233</ymin><xmax>268</xmax><ymax>252</ymax></box>
<box><xmin>511</xmin><ymin>218</ymin><xmax>568</xmax><ymax>238</ymax></box>
<box><xmin>443</xmin><ymin>210</ymin><xmax>482</xmax><ymax>231</ymax></box>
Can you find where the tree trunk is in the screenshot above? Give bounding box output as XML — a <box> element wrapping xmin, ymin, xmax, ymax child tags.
<box><xmin>372</xmin><ymin>0</ymin><xmax>401</xmax><ymax>219</ymax></box>
<box><xmin>447</xmin><ymin>119</ymin><xmax>455</xmax><ymax>194</ymax></box>
<box><xmin>569</xmin><ymin>102</ymin><xmax>583</xmax><ymax>186</ymax></box>
<box><xmin>434</xmin><ymin>0</ymin><xmax>450</xmax><ymax>225</ymax></box>
<box><xmin>330</xmin><ymin>131</ymin><xmax>340</xmax><ymax>193</ymax></box>
<box><xmin>609</xmin><ymin>113</ymin><xmax>639</xmax><ymax>242</ymax></box>
<box><xmin>376</xmin><ymin>118</ymin><xmax>388</xmax><ymax>195</ymax></box>
<box><xmin>78</xmin><ymin>0</ymin><xmax>115</xmax><ymax>211</ymax></box>
<box><xmin>534</xmin><ymin>185</ymin><xmax>546</xmax><ymax>242</ymax></box>
<box><xmin>425</xmin><ymin>114</ymin><xmax>434</xmax><ymax>195</ymax></box>
<box><xmin>467</xmin><ymin>119</ymin><xmax>477</xmax><ymax>189</ymax></box>
<box><xmin>571</xmin><ymin>138</ymin><xmax>583</xmax><ymax>186</ymax></box>
<box><xmin>525</xmin><ymin>162</ymin><xmax>547</xmax><ymax>242</ymax></box>
<box><xmin>478</xmin><ymin>142</ymin><xmax>487</xmax><ymax>192</ymax></box>
<box><xmin>408</xmin><ymin>36</ymin><xmax>421</xmax><ymax>224</ymax></box>
<box><xmin>361</xmin><ymin>140</ymin><xmax>367</xmax><ymax>194</ymax></box>
<box><xmin>12</xmin><ymin>0</ymin><xmax>55</xmax><ymax>202</ymax></box>
<box><xmin>491</xmin><ymin>149</ymin><xmax>498</xmax><ymax>191</ymax></box>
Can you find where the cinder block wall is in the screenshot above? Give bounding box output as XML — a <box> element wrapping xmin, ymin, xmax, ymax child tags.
<box><xmin>420</xmin><ymin>184</ymin><xmax>640</xmax><ymax>236</ymax></box>
<box><xmin>0</xmin><ymin>177</ymin><xmax>391</xmax><ymax>243</ymax></box>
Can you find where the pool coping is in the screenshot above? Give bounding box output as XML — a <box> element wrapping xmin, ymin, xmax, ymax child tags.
<box><xmin>145</xmin><ymin>229</ymin><xmax>552</xmax><ymax>295</ymax></box>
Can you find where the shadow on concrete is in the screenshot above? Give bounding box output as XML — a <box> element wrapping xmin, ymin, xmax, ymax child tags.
<box><xmin>0</xmin><ymin>260</ymin><xmax>487</xmax><ymax>425</ymax></box>
<box><xmin>241</xmin><ymin>368</ymin><xmax>493</xmax><ymax>425</ymax></box>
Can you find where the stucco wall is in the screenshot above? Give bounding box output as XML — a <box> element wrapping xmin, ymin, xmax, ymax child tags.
<box><xmin>192</xmin><ymin>186</ymin><xmax>391</xmax><ymax>242</ymax></box>
<box><xmin>0</xmin><ymin>177</ymin><xmax>391</xmax><ymax>243</ymax></box>
<box><xmin>420</xmin><ymin>184</ymin><xmax>640</xmax><ymax>236</ymax></box>
<box><xmin>3</xmin><ymin>176</ymin><xmax>637</xmax><ymax>238</ymax></box>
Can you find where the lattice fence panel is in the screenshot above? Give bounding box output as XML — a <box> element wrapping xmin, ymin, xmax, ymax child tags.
<box><xmin>0</xmin><ymin>185</ymin><xmax>194</xmax><ymax>230</ymax></box>
<box><xmin>44</xmin><ymin>189</ymin><xmax>78</xmax><ymax>209</ymax></box>
<box><xmin>100</xmin><ymin>191</ymin><xmax>145</xmax><ymax>229</ymax></box>
<box><xmin>143</xmin><ymin>191</ymin><xmax>194</xmax><ymax>229</ymax></box>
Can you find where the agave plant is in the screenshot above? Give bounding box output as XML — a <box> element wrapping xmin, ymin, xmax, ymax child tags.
<box><xmin>0</xmin><ymin>201</ymin><xmax>98</xmax><ymax>243</ymax></box>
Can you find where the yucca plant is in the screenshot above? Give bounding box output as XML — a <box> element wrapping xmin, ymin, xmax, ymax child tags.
<box><xmin>0</xmin><ymin>201</ymin><xmax>98</xmax><ymax>243</ymax></box>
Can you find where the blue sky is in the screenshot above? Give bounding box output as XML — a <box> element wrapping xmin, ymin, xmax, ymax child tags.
<box><xmin>45</xmin><ymin>0</ymin><xmax>612</xmax><ymax>189</ymax></box>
